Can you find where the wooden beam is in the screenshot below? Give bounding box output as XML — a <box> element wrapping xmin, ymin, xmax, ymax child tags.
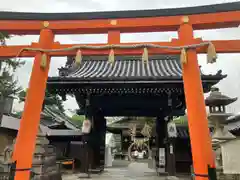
<box><xmin>0</xmin><ymin>11</ymin><xmax>239</xmax><ymax>34</ymax></box>
<box><xmin>0</xmin><ymin>40</ymin><xmax>239</xmax><ymax>58</ymax></box>
<box><xmin>108</xmin><ymin>31</ymin><xmax>120</xmax><ymax>44</ymax></box>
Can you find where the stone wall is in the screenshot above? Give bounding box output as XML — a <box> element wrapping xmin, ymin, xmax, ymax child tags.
<box><xmin>0</xmin><ymin>130</ymin><xmax>62</xmax><ymax>180</ymax></box>
<box><xmin>217</xmin><ymin>172</ymin><xmax>240</xmax><ymax>180</ymax></box>
<box><xmin>0</xmin><ymin>129</ymin><xmax>16</xmax><ymax>156</ymax></box>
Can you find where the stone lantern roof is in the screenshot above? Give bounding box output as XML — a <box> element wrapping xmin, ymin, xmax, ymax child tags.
<box><xmin>205</xmin><ymin>87</ymin><xmax>237</xmax><ymax>107</ymax></box>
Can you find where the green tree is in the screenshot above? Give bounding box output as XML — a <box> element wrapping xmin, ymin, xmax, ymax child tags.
<box><xmin>18</xmin><ymin>89</ymin><xmax>65</xmax><ymax>112</ymax></box>
<box><xmin>70</xmin><ymin>114</ymin><xmax>85</xmax><ymax>128</ymax></box>
<box><xmin>173</xmin><ymin>115</ymin><xmax>188</xmax><ymax>126</ymax></box>
<box><xmin>0</xmin><ymin>32</ymin><xmax>24</xmax><ymax>123</ymax></box>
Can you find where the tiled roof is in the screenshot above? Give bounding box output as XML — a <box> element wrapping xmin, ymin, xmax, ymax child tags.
<box><xmin>43</xmin><ymin>106</ymin><xmax>79</xmax><ymax>130</ymax></box>
<box><xmin>226</xmin><ymin>114</ymin><xmax>240</xmax><ymax>131</ymax></box>
<box><xmin>52</xmin><ymin>55</ymin><xmax>225</xmax><ymax>82</ymax></box>
<box><xmin>226</xmin><ymin>121</ymin><xmax>240</xmax><ymax>131</ymax></box>
<box><xmin>0</xmin><ymin>115</ymin><xmax>82</xmax><ymax>137</ymax></box>
<box><xmin>0</xmin><ymin>105</ymin><xmax>81</xmax><ymax>136</ymax></box>
<box><xmin>67</xmin><ymin>56</ymin><xmax>182</xmax><ymax>80</ymax></box>
<box><xmin>0</xmin><ymin>115</ymin><xmax>46</xmax><ymax>131</ymax></box>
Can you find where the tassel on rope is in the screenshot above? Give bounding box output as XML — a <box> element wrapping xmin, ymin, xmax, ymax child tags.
<box><xmin>108</xmin><ymin>49</ymin><xmax>115</xmax><ymax>64</ymax></box>
<box><xmin>180</xmin><ymin>48</ymin><xmax>187</xmax><ymax>64</ymax></box>
<box><xmin>142</xmin><ymin>47</ymin><xmax>149</xmax><ymax>64</ymax></box>
<box><xmin>75</xmin><ymin>49</ymin><xmax>82</xmax><ymax>65</ymax></box>
<box><xmin>207</xmin><ymin>42</ymin><xmax>217</xmax><ymax>64</ymax></box>
<box><xmin>40</xmin><ymin>53</ymin><xmax>47</xmax><ymax>69</ymax></box>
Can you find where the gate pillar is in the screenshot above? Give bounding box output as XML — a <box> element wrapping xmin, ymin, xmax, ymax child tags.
<box><xmin>178</xmin><ymin>20</ymin><xmax>215</xmax><ymax>179</ymax></box>
<box><xmin>12</xmin><ymin>28</ymin><xmax>54</xmax><ymax>180</ymax></box>
<box><xmin>155</xmin><ymin>116</ymin><xmax>167</xmax><ymax>175</ymax></box>
<box><xmin>91</xmin><ymin>110</ymin><xmax>106</xmax><ymax>172</ymax></box>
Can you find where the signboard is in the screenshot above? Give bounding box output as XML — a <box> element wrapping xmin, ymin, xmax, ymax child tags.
<box><xmin>159</xmin><ymin>148</ymin><xmax>165</xmax><ymax>166</ymax></box>
<box><xmin>167</xmin><ymin>122</ymin><xmax>177</xmax><ymax>138</ymax></box>
<box><xmin>81</xmin><ymin>119</ymin><xmax>91</xmax><ymax>134</ymax></box>
<box><xmin>158</xmin><ymin>148</ymin><xmax>166</xmax><ymax>173</ymax></box>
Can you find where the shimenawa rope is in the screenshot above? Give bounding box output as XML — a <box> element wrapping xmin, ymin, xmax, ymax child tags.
<box><xmin>15</xmin><ymin>42</ymin><xmax>217</xmax><ymax>68</ymax></box>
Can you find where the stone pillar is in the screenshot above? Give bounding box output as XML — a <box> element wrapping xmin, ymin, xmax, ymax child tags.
<box><xmin>31</xmin><ymin>132</ymin><xmax>62</xmax><ymax>180</ymax></box>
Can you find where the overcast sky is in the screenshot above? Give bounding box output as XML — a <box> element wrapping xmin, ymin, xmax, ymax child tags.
<box><xmin>1</xmin><ymin>0</ymin><xmax>240</xmax><ymax>115</ymax></box>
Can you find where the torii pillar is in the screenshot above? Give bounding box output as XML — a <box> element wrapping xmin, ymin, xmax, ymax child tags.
<box><xmin>12</xmin><ymin>28</ymin><xmax>54</xmax><ymax>180</ymax></box>
<box><xmin>178</xmin><ymin>17</ymin><xmax>215</xmax><ymax>180</ymax></box>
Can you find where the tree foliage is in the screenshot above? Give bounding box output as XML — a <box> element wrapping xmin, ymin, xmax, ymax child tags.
<box><xmin>173</xmin><ymin>115</ymin><xmax>188</xmax><ymax>126</ymax></box>
<box><xmin>18</xmin><ymin>89</ymin><xmax>65</xmax><ymax>112</ymax></box>
<box><xmin>0</xmin><ymin>32</ymin><xmax>24</xmax><ymax>122</ymax></box>
<box><xmin>70</xmin><ymin>114</ymin><xmax>85</xmax><ymax>127</ymax></box>
<box><xmin>0</xmin><ymin>33</ymin><xmax>24</xmax><ymax>98</ymax></box>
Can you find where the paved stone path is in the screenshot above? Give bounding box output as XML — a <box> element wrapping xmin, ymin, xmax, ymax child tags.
<box><xmin>63</xmin><ymin>162</ymin><xmax>191</xmax><ymax>180</ymax></box>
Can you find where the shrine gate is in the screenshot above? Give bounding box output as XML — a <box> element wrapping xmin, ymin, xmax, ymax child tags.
<box><xmin>0</xmin><ymin>2</ymin><xmax>239</xmax><ymax>180</ymax></box>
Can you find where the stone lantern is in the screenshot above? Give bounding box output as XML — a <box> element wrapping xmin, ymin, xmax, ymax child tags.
<box><xmin>205</xmin><ymin>87</ymin><xmax>237</xmax><ymax>178</ymax></box>
<box><xmin>206</xmin><ymin>87</ymin><xmax>237</xmax><ymax>142</ymax></box>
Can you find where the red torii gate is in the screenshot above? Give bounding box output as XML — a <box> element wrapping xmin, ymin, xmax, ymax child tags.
<box><xmin>0</xmin><ymin>2</ymin><xmax>239</xmax><ymax>180</ymax></box>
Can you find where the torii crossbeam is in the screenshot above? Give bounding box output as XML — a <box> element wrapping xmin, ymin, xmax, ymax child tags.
<box><xmin>0</xmin><ymin>2</ymin><xmax>239</xmax><ymax>180</ymax></box>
